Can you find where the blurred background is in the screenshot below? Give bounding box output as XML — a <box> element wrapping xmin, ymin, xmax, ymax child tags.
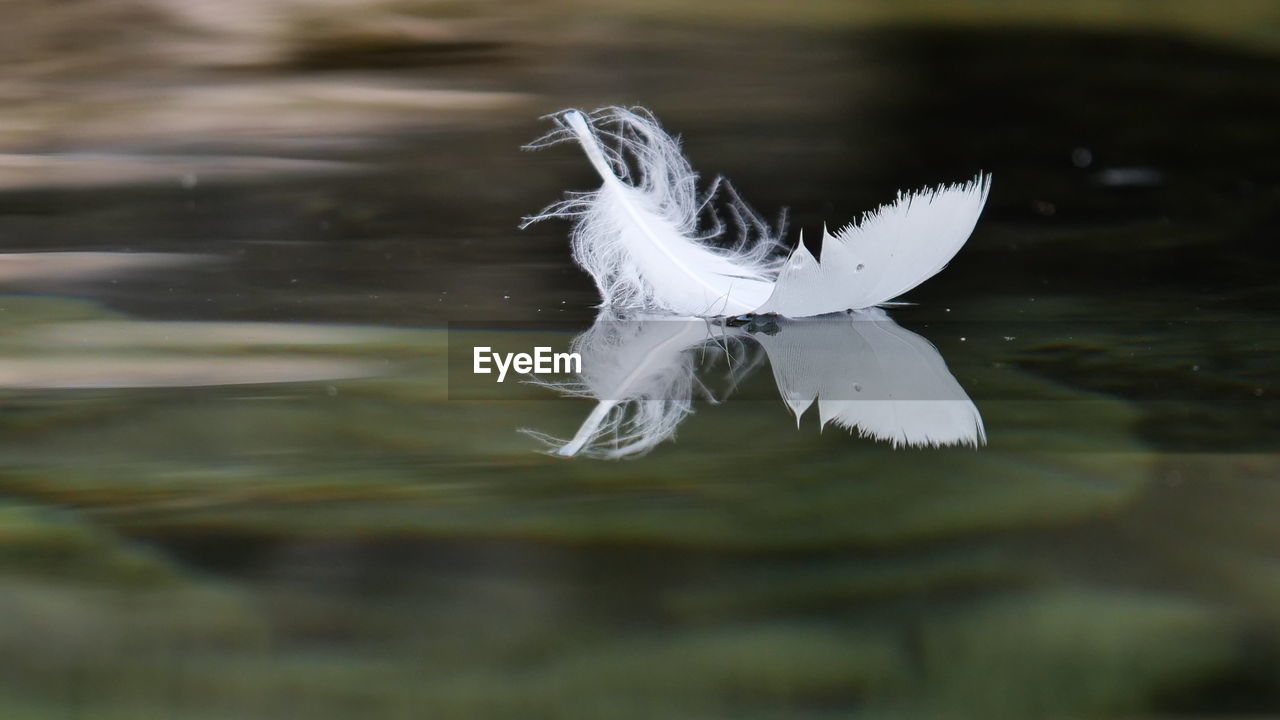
<box><xmin>1</xmin><ymin>1</ymin><xmax>1279</xmax><ymax>717</ymax></box>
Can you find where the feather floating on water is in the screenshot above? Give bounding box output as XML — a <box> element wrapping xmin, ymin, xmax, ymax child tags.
<box><xmin>524</xmin><ymin>107</ymin><xmax>990</xmax><ymax>317</ymax></box>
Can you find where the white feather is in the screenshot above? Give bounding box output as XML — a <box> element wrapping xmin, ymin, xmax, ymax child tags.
<box><xmin>526</xmin><ymin>106</ymin><xmax>990</xmax><ymax>318</ymax></box>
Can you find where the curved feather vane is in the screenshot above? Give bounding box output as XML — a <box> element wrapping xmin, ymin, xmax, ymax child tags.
<box><xmin>523</xmin><ymin>107</ymin><xmax>783</xmax><ymax>316</ymax></box>
<box><xmin>754</xmin><ymin>175</ymin><xmax>991</xmax><ymax>316</ymax></box>
<box><xmin>524</xmin><ymin>106</ymin><xmax>990</xmax><ymax>317</ymax></box>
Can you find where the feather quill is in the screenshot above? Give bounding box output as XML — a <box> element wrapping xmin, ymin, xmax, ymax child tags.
<box><xmin>525</xmin><ymin>106</ymin><xmax>990</xmax><ymax>317</ymax></box>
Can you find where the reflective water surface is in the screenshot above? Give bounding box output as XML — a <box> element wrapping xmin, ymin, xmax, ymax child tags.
<box><xmin>2</xmin><ymin>7</ymin><xmax>1280</xmax><ymax>718</ymax></box>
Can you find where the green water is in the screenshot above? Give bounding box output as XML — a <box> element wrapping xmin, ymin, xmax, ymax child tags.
<box><xmin>1</xmin><ymin>20</ymin><xmax>1279</xmax><ymax>719</ymax></box>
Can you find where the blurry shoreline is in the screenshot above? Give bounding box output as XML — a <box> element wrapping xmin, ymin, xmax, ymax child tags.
<box><xmin>3</xmin><ymin>0</ymin><xmax>1277</xmax><ymax>156</ymax></box>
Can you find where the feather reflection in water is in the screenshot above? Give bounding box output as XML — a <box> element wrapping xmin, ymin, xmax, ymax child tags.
<box><xmin>529</xmin><ymin>310</ymin><xmax>984</xmax><ymax>458</ymax></box>
<box><xmin>746</xmin><ymin>309</ymin><xmax>985</xmax><ymax>448</ymax></box>
<box><xmin>523</xmin><ymin>313</ymin><xmax>748</xmax><ymax>459</ymax></box>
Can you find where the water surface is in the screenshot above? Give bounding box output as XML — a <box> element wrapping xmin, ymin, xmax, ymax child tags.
<box><xmin>2</xmin><ymin>18</ymin><xmax>1279</xmax><ymax>718</ymax></box>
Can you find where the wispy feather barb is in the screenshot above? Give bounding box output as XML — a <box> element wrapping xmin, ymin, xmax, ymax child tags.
<box><xmin>522</xmin><ymin>107</ymin><xmax>785</xmax><ymax>316</ymax></box>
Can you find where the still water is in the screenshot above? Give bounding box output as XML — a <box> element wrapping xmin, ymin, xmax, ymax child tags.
<box><xmin>2</xmin><ymin>20</ymin><xmax>1279</xmax><ymax>718</ymax></box>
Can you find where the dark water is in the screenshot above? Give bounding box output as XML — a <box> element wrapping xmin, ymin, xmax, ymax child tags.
<box><xmin>2</xmin><ymin>23</ymin><xmax>1279</xmax><ymax>718</ymax></box>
